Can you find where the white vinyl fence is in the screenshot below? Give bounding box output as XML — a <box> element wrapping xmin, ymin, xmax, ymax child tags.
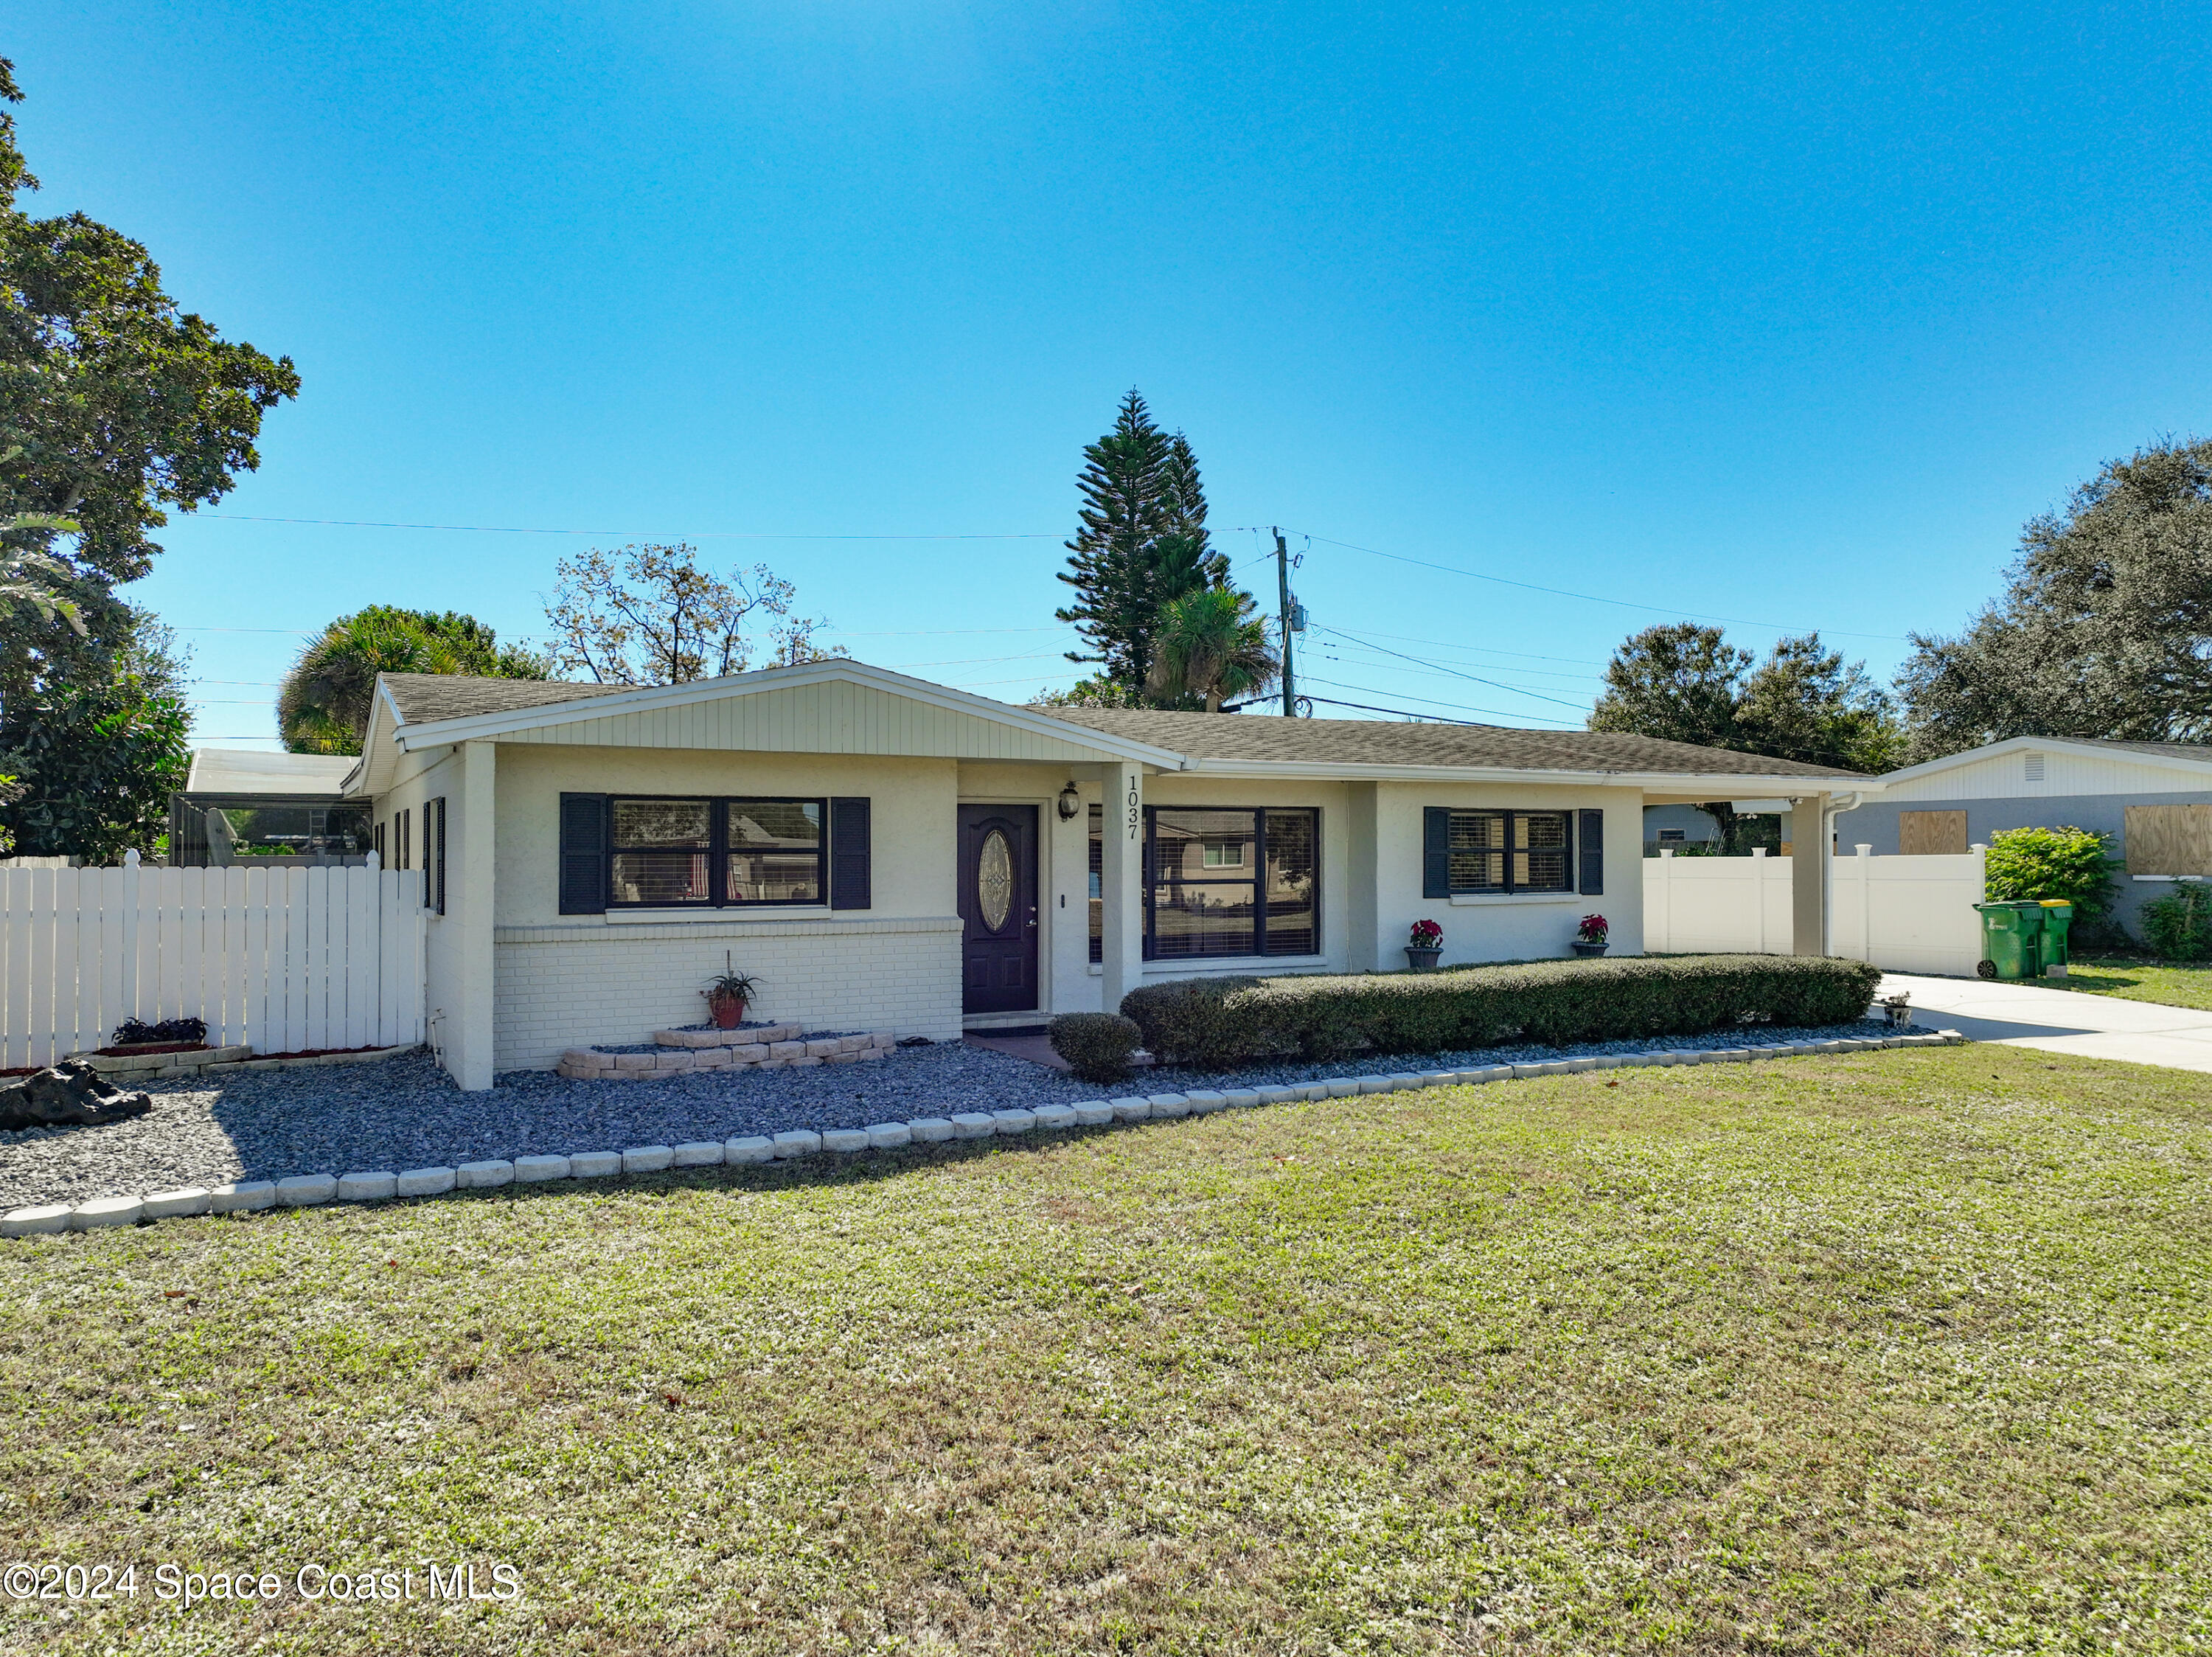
<box><xmin>1644</xmin><ymin>845</ymin><xmax>1987</xmax><ymax>978</ymax></box>
<box><xmin>1</xmin><ymin>854</ymin><xmax>425</xmax><ymax>1070</ymax></box>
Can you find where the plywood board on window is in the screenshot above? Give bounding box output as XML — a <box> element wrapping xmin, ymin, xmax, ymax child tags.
<box><xmin>1899</xmin><ymin>810</ymin><xmax>1969</xmax><ymax>855</ymax></box>
<box><xmin>2124</xmin><ymin>803</ymin><xmax>2212</xmax><ymax>875</ymax></box>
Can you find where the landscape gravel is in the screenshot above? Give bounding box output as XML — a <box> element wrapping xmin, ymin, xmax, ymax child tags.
<box><xmin>1</xmin><ymin>1016</ymin><xmax>1916</xmax><ymax>1209</ymax></box>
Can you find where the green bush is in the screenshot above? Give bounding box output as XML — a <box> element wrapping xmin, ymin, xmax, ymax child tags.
<box><xmin>2140</xmin><ymin>884</ymin><xmax>2212</xmax><ymax>962</ymax></box>
<box><xmin>1119</xmin><ymin>955</ymin><xmax>1884</xmax><ymax>1069</ymax></box>
<box><xmin>1984</xmin><ymin>826</ymin><xmax>2119</xmax><ymax>927</ymax></box>
<box><xmin>1047</xmin><ymin>1012</ymin><xmax>1144</xmax><ymax>1083</ymax></box>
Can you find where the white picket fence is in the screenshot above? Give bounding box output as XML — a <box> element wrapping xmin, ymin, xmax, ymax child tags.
<box><xmin>1644</xmin><ymin>846</ymin><xmax>1987</xmax><ymax>977</ymax></box>
<box><xmin>1</xmin><ymin>855</ymin><xmax>425</xmax><ymax>1069</ymax></box>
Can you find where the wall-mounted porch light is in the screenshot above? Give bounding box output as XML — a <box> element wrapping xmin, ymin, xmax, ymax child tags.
<box><xmin>1057</xmin><ymin>781</ymin><xmax>1082</xmax><ymax>821</ymax></box>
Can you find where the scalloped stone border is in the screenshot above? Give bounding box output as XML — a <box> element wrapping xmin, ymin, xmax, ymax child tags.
<box><xmin>1</xmin><ymin>1031</ymin><xmax>1965</xmax><ymax>1237</ymax></box>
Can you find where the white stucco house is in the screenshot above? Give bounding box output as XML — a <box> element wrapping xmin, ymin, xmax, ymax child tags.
<box><xmin>341</xmin><ymin>661</ymin><xmax>1870</xmax><ymax>1088</ymax></box>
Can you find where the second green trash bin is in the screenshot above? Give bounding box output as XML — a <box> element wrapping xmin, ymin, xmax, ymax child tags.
<box><xmin>2037</xmin><ymin>900</ymin><xmax>2073</xmax><ymax>977</ymax></box>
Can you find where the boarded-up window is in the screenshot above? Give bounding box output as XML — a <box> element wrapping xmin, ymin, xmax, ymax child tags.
<box><xmin>2124</xmin><ymin>804</ymin><xmax>2212</xmax><ymax>876</ymax></box>
<box><xmin>1899</xmin><ymin>810</ymin><xmax>1969</xmax><ymax>855</ymax></box>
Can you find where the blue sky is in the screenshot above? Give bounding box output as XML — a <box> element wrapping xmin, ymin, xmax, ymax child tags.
<box><xmin>13</xmin><ymin>2</ymin><xmax>2209</xmax><ymax>747</ymax></box>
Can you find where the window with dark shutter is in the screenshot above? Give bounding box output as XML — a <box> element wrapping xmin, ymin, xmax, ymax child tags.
<box><xmin>1434</xmin><ymin>809</ymin><xmax>1576</xmax><ymax>894</ymax></box>
<box><xmin>559</xmin><ymin>793</ymin><xmax>608</xmax><ymax>914</ymax></box>
<box><xmin>830</xmin><ymin>796</ymin><xmax>872</xmax><ymax>909</ymax></box>
<box><xmin>1423</xmin><ymin>807</ymin><xmax>1451</xmax><ymax>899</ymax></box>
<box><xmin>433</xmin><ymin>796</ymin><xmax>448</xmax><ymax>915</ymax></box>
<box><xmin>1578</xmin><ymin>809</ymin><xmax>1603</xmax><ymax>894</ymax></box>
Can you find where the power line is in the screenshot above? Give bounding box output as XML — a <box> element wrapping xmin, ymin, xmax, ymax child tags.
<box><xmin>1300</xmin><ymin>674</ymin><xmax>1582</xmax><ymax>727</ymax></box>
<box><xmin>1315</xmin><ymin>636</ymin><xmax>1606</xmax><ymax>687</ymax></box>
<box><xmin>1300</xmin><ymin>695</ymin><xmax>1489</xmax><ymax>726</ymax></box>
<box><xmin>1309</xmin><ymin>623</ymin><xmax>1590</xmax><ymax>710</ymax></box>
<box><xmin>1287</xmin><ymin>529</ymin><xmax>1909</xmax><ymax>642</ymax></box>
<box><xmin>202</xmin><ymin>513</ymin><xmax>1062</xmax><ymax>541</ymax></box>
<box><xmin>1318</xmin><ymin>623</ymin><xmax>1607</xmax><ymax>668</ymax></box>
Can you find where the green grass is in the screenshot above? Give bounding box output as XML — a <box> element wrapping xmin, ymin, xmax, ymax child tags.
<box><xmin>2058</xmin><ymin>953</ymin><xmax>2212</xmax><ymax>1012</ymax></box>
<box><xmin>4</xmin><ymin>1046</ymin><xmax>2209</xmax><ymax>1655</ymax></box>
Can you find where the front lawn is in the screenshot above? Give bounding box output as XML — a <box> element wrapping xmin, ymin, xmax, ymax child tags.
<box><xmin>2059</xmin><ymin>953</ymin><xmax>2212</xmax><ymax>1013</ymax></box>
<box><xmin>4</xmin><ymin>1046</ymin><xmax>2208</xmax><ymax>1654</ymax></box>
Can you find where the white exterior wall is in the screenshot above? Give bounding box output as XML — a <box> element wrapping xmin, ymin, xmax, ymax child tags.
<box><xmin>482</xmin><ymin>744</ymin><xmax>961</xmax><ymax>1071</ymax></box>
<box><xmin>1373</xmin><ymin>780</ymin><xmax>1642</xmax><ymax>968</ymax></box>
<box><xmin>1877</xmin><ymin>744</ymin><xmax>2211</xmax><ymax>801</ymax></box>
<box><xmin>978</xmin><ymin>764</ymin><xmax>1647</xmax><ymax>1015</ymax></box>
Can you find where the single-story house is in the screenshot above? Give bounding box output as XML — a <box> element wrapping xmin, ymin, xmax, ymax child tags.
<box><xmin>1836</xmin><ymin>735</ymin><xmax>2212</xmax><ymax>937</ymax></box>
<box><xmin>341</xmin><ymin>661</ymin><xmax>1871</xmax><ymax>1088</ymax></box>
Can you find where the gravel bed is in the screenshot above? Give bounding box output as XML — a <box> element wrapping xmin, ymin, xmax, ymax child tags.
<box><xmin>1</xmin><ymin>1016</ymin><xmax>1916</xmax><ymax>1209</ymax></box>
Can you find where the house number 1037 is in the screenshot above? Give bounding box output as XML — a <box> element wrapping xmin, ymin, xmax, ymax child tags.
<box><xmin>1125</xmin><ymin>782</ymin><xmax>1140</xmax><ymax>839</ymax></box>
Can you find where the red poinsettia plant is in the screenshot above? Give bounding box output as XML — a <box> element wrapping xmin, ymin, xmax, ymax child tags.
<box><xmin>1576</xmin><ymin>913</ymin><xmax>1609</xmax><ymax>944</ymax></box>
<box><xmin>1408</xmin><ymin>919</ymin><xmax>1443</xmax><ymax>950</ymax></box>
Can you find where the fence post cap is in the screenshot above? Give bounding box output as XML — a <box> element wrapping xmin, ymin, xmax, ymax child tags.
<box><xmin>123</xmin><ymin>848</ymin><xmax>140</xmax><ymax>866</ymax></box>
<box><xmin>366</xmin><ymin>850</ymin><xmax>380</xmax><ymax>871</ymax></box>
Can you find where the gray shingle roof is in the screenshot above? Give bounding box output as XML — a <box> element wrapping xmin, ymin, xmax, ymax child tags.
<box><xmin>381</xmin><ymin>673</ymin><xmax>633</xmax><ymax>724</ymax></box>
<box><xmin>1040</xmin><ymin>708</ymin><xmax>1871</xmax><ymax>779</ymax></box>
<box><xmin>375</xmin><ymin>668</ymin><xmax>1868</xmax><ymax>780</ymax></box>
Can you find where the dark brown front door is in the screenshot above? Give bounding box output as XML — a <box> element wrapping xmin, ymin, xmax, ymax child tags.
<box><xmin>959</xmin><ymin>805</ymin><xmax>1038</xmax><ymax>1014</ymax></box>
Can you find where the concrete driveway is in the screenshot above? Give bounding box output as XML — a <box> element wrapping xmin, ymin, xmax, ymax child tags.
<box><xmin>1881</xmin><ymin>971</ymin><xmax>2212</xmax><ymax>1074</ymax></box>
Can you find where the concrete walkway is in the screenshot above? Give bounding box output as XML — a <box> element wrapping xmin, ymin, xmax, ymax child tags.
<box><xmin>1880</xmin><ymin>971</ymin><xmax>2212</xmax><ymax>1074</ymax></box>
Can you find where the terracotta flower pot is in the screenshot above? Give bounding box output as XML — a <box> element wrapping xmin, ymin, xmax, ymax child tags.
<box><xmin>706</xmin><ymin>994</ymin><xmax>747</xmax><ymax>1029</ymax></box>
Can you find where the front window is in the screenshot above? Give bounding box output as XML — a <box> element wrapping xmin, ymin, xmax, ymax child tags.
<box><xmin>1150</xmin><ymin>806</ymin><xmax>1319</xmax><ymax>959</ymax></box>
<box><xmin>609</xmin><ymin>796</ymin><xmax>823</xmax><ymax>906</ymax></box>
<box><xmin>1088</xmin><ymin>804</ymin><xmax>1321</xmax><ymax>961</ymax></box>
<box><xmin>1447</xmin><ymin>809</ymin><xmax>1572</xmax><ymax>894</ymax></box>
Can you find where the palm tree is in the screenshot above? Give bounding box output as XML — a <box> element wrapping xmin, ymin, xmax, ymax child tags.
<box><xmin>279</xmin><ymin>606</ymin><xmax>552</xmax><ymax>754</ymax></box>
<box><xmin>1144</xmin><ymin>588</ymin><xmax>1280</xmax><ymax>713</ymax></box>
<box><xmin>279</xmin><ymin>609</ymin><xmax>465</xmax><ymax>754</ymax></box>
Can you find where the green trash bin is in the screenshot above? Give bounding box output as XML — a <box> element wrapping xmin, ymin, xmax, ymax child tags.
<box><xmin>2038</xmin><ymin>900</ymin><xmax>2073</xmax><ymax>977</ymax></box>
<box><xmin>1974</xmin><ymin>902</ymin><xmax>2048</xmax><ymax>980</ymax></box>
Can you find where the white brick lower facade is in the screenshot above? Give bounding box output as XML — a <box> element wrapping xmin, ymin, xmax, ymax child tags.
<box><xmin>491</xmin><ymin>916</ymin><xmax>964</xmax><ymax>1071</ymax></box>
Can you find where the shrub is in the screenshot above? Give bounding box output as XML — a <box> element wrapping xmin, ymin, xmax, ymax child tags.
<box><xmin>1984</xmin><ymin>826</ymin><xmax>2119</xmax><ymax>927</ymax></box>
<box><xmin>113</xmin><ymin>1015</ymin><xmax>209</xmax><ymax>1046</ymax></box>
<box><xmin>2140</xmin><ymin>883</ymin><xmax>2212</xmax><ymax>962</ymax></box>
<box><xmin>1121</xmin><ymin>955</ymin><xmax>1883</xmax><ymax>1069</ymax></box>
<box><xmin>1047</xmin><ymin>1012</ymin><xmax>1145</xmax><ymax>1083</ymax></box>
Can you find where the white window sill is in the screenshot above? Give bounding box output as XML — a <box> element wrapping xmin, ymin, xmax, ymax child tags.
<box><xmin>1447</xmin><ymin>892</ymin><xmax>1581</xmax><ymax>906</ymax></box>
<box><xmin>605</xmin><ymin>906</ymin><xmax>832</xmax><ymax>923</ymax></box>
<box><xmin>2130</xmin><ymin>874</ymin><xmax>2207</xmax><ymax>883</ymax></box>
<box><xmin>1085</xmin><ymin>954</ymin><xmax>1331</xmax><ymax>976</ymax></box>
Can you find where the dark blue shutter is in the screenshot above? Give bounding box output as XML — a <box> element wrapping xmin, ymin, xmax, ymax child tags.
<box><xmin>433</xmin><ymin>796</ymin><xmax>448</xmax><ymax>916</ymax></box>
<box><xmin>830</xmin><ymin>796</ymin><xmax>872</xmax><ymax>909</ymax></box>
<box><xmin>1578</xmin><ymin>808</ymin><xmax>1604</xmax><ymax>895</ymax></box>
<box><xmin>559</xmin><ymin>793</ymin><xmax>608</xmax><ymax>914</ymax></box>
<box><xmin>1423</xmin><ymin>807</ymin><xmax>1452</xmax><ymax>899</ymax></box>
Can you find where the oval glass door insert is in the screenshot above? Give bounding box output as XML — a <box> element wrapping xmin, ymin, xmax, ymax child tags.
<box><xmin>977</xmin><ymin>829</ymin><xmax>1014</xmax><ymax>931</ymax></box>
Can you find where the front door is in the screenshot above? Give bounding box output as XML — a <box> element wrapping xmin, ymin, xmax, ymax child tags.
<box><xmin>959</xmin><ymin>805</ymin><xmax>1039</xmax><ymax>1014</ymax></box>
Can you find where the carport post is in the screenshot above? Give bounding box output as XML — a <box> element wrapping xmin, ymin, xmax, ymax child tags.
<box><xmin>1791</xmin><ymin>792</ymin><xmax>1829</xmax><ymax>956</ymax></box>
<box><xmin>1099</xmin><ymin>762</ymin><xmax>1145</xmax><ymax>1016</ymax></box>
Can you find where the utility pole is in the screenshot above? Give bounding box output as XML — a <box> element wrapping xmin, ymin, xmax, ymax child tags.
<box><xmin>1274</xmin><ymin>527</ymin><xmax>1297</xmax><ymax>717</ymax></box>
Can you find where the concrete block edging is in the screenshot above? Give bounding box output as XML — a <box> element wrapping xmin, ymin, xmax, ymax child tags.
<box><xmin>3</xmin><ymin>1031</ymin><xmax>1964</xmax><ymax>1237</ymax></box>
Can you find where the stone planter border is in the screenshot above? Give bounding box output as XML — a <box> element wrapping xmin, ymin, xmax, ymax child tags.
<box><xmin>2</xmin><ymin>1031</ymin><xmax>1966</xmax><ymax>1238</ymax></box>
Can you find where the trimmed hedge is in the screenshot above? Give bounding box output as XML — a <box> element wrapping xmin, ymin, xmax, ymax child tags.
<box><xmin>1047</xmin><ymin>1012</ymin><xmax>1145</xmax><ymax>1083</ymax></box>
<box><xmin>1120</xmin><ymin>954</ymin><xmax>1883</xmax><ymax>1069</ymax></box>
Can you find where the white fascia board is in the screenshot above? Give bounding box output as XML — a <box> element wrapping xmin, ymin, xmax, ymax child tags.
<box><xmin>1182</xmin><ymin>757</ymin><xmax>1875</xmax><ymax>792</ymax></box>
<box><xmin>388</xmin><ymin>659</ymin><xmax>1190</xmax><ymax>769</ymax></box>
<box><xmin>1875</xmin><ymin>733</ymin><xmax>2212</xmax><ymax>788</ymax></box>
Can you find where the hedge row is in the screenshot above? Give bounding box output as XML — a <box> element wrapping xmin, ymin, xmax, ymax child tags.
<box><xmin>1120</xmin><ymin>954</ymin><xmax>1884</xmax><ymax>1069</ymax></box>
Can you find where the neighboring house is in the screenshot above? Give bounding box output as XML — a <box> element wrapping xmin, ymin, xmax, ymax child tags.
<box><xmin>1836</xmin><ymin>736</ymin><xmax>2212</xmax><ymax>937</ymax></box>
<box><xmin>169</xmin><ymin>748</ymin><xmax>371</xmax><ymax>866</ymax></box>
<box><xmin>341</xmin><ymin>661</ymin><xmax>1868</xmax><ymax>1088</ymax></box>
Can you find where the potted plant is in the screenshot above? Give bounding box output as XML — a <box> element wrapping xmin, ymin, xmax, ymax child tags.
<box><xmin>700</xmin><ymin>953</ymin><xmax>762</xmax><ymax>1029</ymax></box>
<box><xmin>1405</xmin><ymin>919</ymin><xmax>1444</xmax><ymax>971</ymax></box>
<box><xmin>1571</xmin><ymin>914</ymin><xmax>1608</xmax><ymax>957</ymax></box>
<box><xmin>1879</xmin><ymin>990</ymin><xmax>1913</xmax><ymax>1030</ymax></box>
